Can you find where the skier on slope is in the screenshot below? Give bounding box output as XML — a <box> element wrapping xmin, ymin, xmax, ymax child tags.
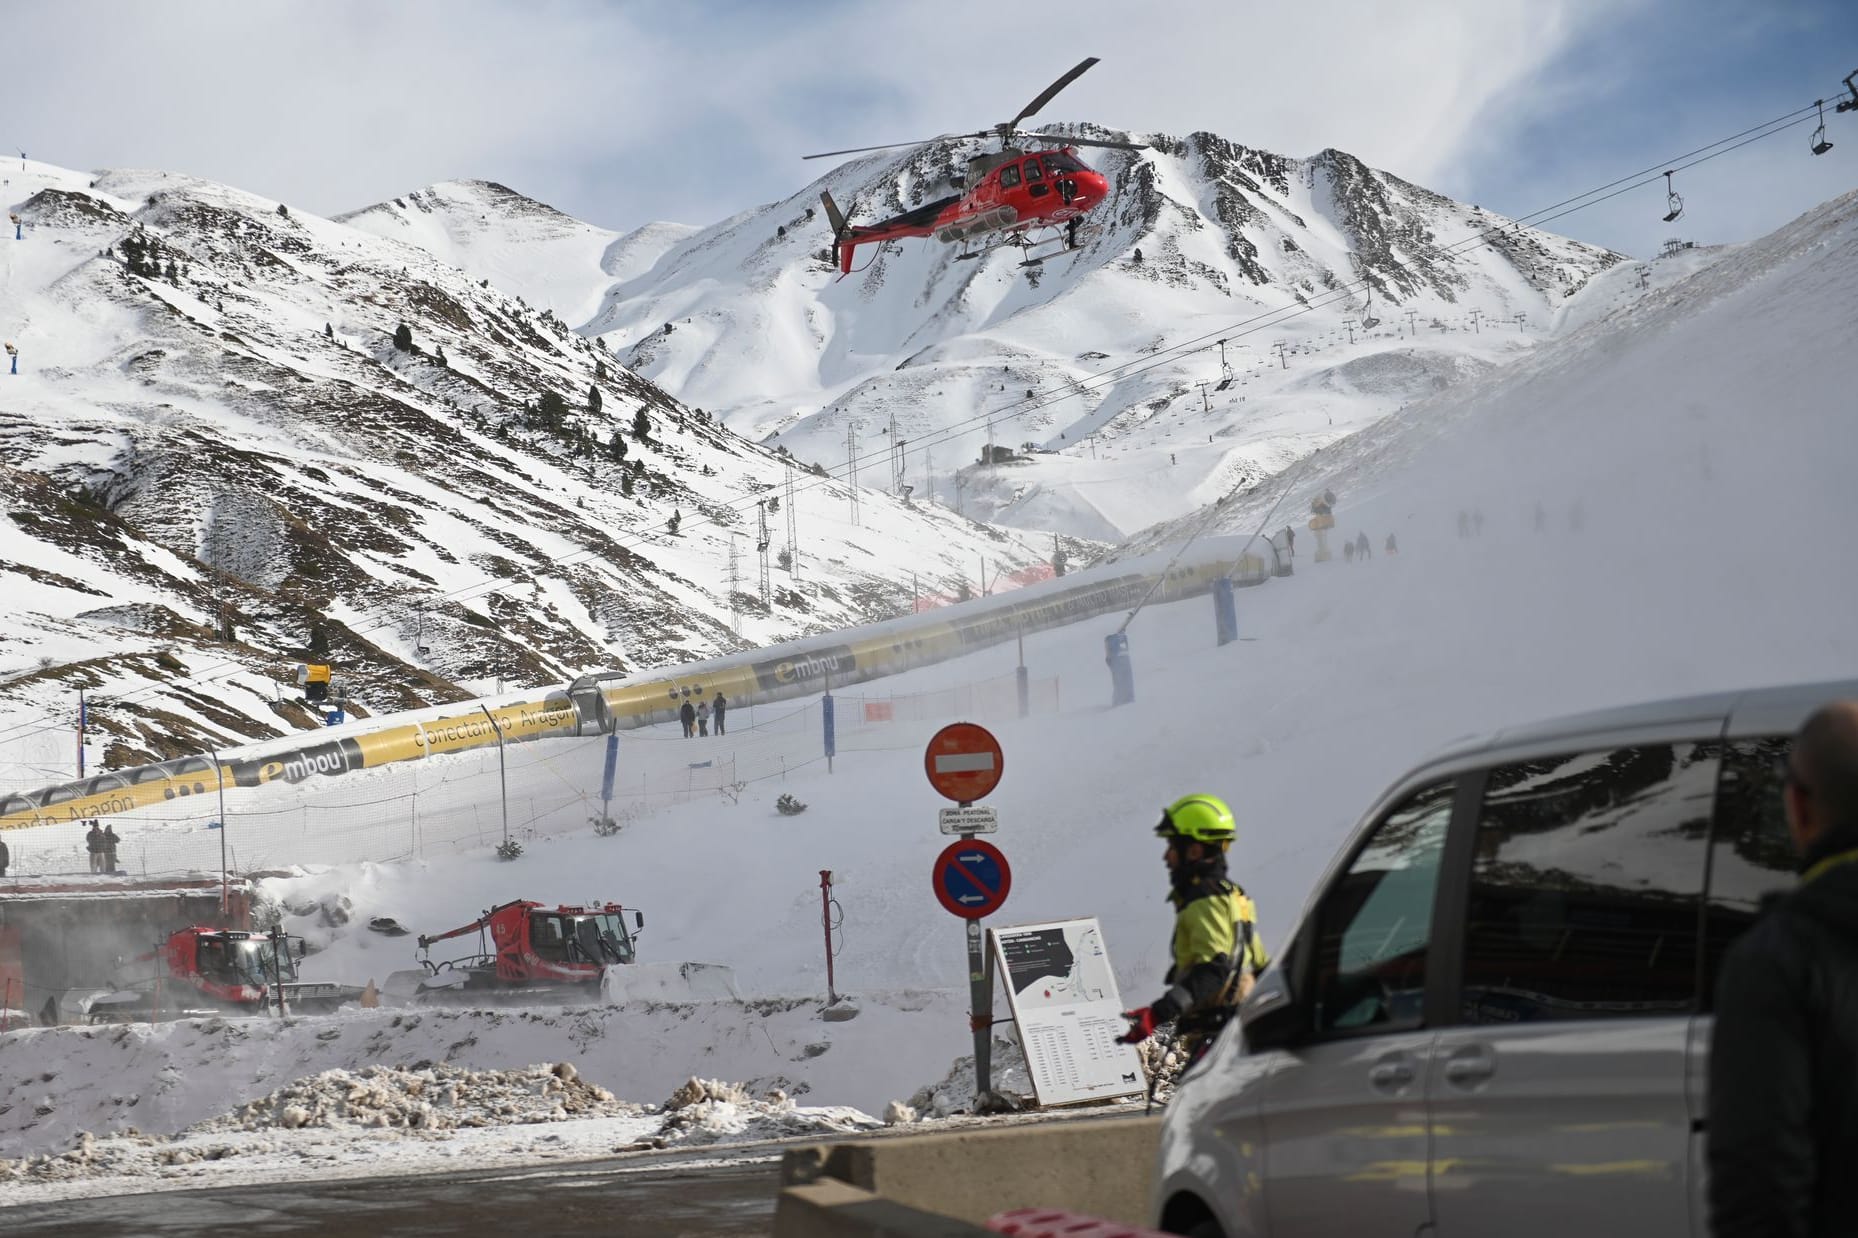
<box><xmin>1118</xmin><ymin>795</ymin><xmax>1269</xmax><ymax>1062</ymax></box>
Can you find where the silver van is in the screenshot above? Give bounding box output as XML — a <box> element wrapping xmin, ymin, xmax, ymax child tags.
<box><xmin>1152</xmin><ymin>678</ymin><xmax>1858</xmax><ymax>1238</ymax></box>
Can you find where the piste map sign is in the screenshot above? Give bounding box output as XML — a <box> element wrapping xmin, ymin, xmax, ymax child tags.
<box><xmin>933</xmin><ymin>838</ymin><xmax>1012</xmax><ymax>919</ymax></box>
<box><xmin>924</xmin><ymin>723</ymin><xmax>1004</xmax><ymax>804</ymax></box>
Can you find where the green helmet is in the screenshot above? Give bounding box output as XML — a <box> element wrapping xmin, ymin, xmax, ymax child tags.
<box><xmin>1156</xmin><ymin>794</ymin><xmax>1236</xmax><ymax>844</ymax></box>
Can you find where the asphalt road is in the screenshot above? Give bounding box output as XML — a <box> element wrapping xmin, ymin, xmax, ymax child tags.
<box><xmin>0</xmin><ymin>1154</ymin><xmax>783</xmax><ymax>1237</ymax></box>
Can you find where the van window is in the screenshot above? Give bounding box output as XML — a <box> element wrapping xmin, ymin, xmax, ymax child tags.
<box><xmin>1701</xmin><ymin>736</ymin><xmax>1796</xmax><ymax>1006</ymax></box>
<box><xmin>1311</xmin><ymin>780</ymin><xmax>1454</xmax><ymax>1035</ymax></box>
<box><xmin>1460</xmin><ymin>744</ymin><xmax>1717</xmax><ymax>1023</ymax></box>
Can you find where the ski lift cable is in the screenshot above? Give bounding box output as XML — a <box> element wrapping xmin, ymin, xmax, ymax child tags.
<box><xmin>0</xmin><ymin>95</ymin><xmax>1840</xmax><ymax>744</ymax></box>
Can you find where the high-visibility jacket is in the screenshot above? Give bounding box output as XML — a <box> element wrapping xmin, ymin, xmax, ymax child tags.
<box><xmin>1150</xmin><ymin>880</ymin><xmax>1269</xmax><ymax>1025</ymax></box>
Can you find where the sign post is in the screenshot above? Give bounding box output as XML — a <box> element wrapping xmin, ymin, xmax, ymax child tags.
<box><xmin>926</xmin><ymin>722</ymin><xmax>1008</xmax><ymax>1103</ymax></box>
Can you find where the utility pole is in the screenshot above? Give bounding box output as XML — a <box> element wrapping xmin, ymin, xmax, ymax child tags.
<box><xmin>1404</xmin><ymin>309</ymin><xmax>1419</xmax><ymax>336</ymax></box>
<box><xmin>1514</xmin><ymin>312</ymin><xmax>1527</xmax><ymax>330</ymax></box>
<box><xmin>76</xmin><ymin>689</ymin><xmax>86</xmax><ymax>778</ymax></box>
<box><xmin>1272</xmin><ymin>341</ymin><xmax>1290</xmax><ymax>369</ymax></box>
<box><xmin>845</xmin><ymin>421</ymin><xmax>860</xmax><ymax>526</ymax></box>
<box><xmin>1197</xmin><ymin>382</ymin><xmax>1211</xmax><ymax>414</ymax></box>
<box><xmin>923</xmin><ymin>442</ymin><xmax>934</xmax><ymax>506</ymax></box>
<box><xmin>1469</xmin><ymin>309</ymin><xmax>1484</xmax><ymax>334</ymax></box>
<box><xmin>954</xmin><ymin>470</ymin><xmax>967</xmax><ymax>518</ymax></box>
<box><xmin>1343</xmin><ymin>319</ymin><xmax>1356</xmax><ymax>346</ymax></box>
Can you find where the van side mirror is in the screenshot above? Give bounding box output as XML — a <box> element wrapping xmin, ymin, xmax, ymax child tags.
<box><xmin>634</xmin><ymin>912</ymin><xmax>645</xmax><ymax>930</ymax></box>
<box><xmin>1238</xmin><ymin>964</ymin><xmax>1306</xmax><ymax>1051</ymax></box>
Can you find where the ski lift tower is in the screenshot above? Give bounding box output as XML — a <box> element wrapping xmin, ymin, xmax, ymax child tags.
<box><xmin>784</xmin><ymin>458</ymin><xmax>800</xmax><ymax>576</ymax></box>
<box><xmin>756</xmin><ymin>500</ymin><xmax>772</xmax><ymax>604</ymax></box>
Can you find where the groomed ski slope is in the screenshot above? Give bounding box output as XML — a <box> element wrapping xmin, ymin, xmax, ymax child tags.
<box><xmin>2</xmin><ymin>189</ymin><xmax>1855</xmax><ymax>1185</ymax></box>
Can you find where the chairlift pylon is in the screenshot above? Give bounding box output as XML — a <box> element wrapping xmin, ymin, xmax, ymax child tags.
<box><xmin>1661</xmin><ymin>170</ymin><xmax>1684</xmax><ymax>224</ymax></box>
<box><xmin>1836</xmin><ymin>70</ymin><xmax>1858</xmax><ymax>114</ymax></box>
<box><xmin>1811</xmin><ymin>99</ymin><xmax>1834</xmax><ymax>156</ymax></box>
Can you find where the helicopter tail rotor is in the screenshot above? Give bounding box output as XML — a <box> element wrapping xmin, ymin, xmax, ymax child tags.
<box><xmin>820</xmin><ymin>190</ymin><xmax>854</xmax><ymax>274</ymax></box>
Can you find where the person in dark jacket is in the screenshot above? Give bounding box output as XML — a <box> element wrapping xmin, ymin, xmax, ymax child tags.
<box><xmin>678</xmin><ymin>699</ymin><xmax>696</xmax><ymax>738</ymax></box>
<box><xmin>0</xmin><ymin>834</ymin><xmax>9</xmax><ymax>877</ymax></box>
<box><xmin>1710</xmin><ymin>700</ymin><xmax>1858</xmax><ymax>1237</ymax></box>
<box><xmin>102</xmin><ymin>824</ymin><xmax>120</xmax><ymax>873</ymax></box>
<box><xmin>712</xmin><ymin>692</ymin><xmax>727</xmax><ymax>736</ymax></box>
<box><xmin>85</xmin><ymin>820</ymin><xmax>104</xmax><ymax>873</ymax></box>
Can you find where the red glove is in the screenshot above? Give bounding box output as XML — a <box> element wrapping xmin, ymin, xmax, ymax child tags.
<box><xmin>1118</xmin><ymin>1007</ymin><xmax>1158</xmax><ymax>1044</ymax></box>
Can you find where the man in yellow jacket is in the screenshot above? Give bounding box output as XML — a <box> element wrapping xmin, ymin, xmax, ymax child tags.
<box><xmin>1119</xmin><ymin>793</ymin><xmax>1268</xmax><ymax>1049</ymax></box>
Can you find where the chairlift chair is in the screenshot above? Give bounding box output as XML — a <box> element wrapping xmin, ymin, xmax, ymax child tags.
<box><xmin>1661</xmin><ymin>171</ymin><xmax>1684</xmax><ymax>224</ymax></box>
<box><xmin>1811</xmin><ymin>99</ymin><xmax>1834</xmax><ymax>156</ymax></box>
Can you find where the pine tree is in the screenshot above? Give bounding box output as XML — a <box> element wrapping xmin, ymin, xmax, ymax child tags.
<box><xmin>539</xmin><ymin>389</ymin><xmax>569</xmax><ymax>433</ymax></box>
<box><xmin>588</xmin><ymin>384</ymin><xmax>602</xmax><ymax>415</ymax></box>
<box><xmin>608</xmin><ymin>430</ymin><xmax>627</xmax><ymax>462</ymax></box>
<box><xmin>621</xmin><ymin>472</ymin><xmax>634</xmax><ymax>497</ymax></box>
<box><xmin>276</xmin><ymin>203</ymin><xmax>289</xmax><ymax>218</ymax></box>
<box><xmin>308</xmin><ymin>623</ymin><xmax>329</xmax><ymax>656</ymax></box>
<box><xmin>324</xmin><ymin>322</ymin><xmax>334</xmax><ymax>339</ymax></box>
<box><xmin>393</xmin><ymin>322</ymin><xmax>413</xmax><ymax>351</ymax></box>
<box><xmin>632</xmin><ymin>408</ymin><xmax>651</xmax><ymax>442</ymax></box>
<box><xmin>594</xmin><ymin>359</ymin><xmax>607</xmax><ymax>381</ymax></box>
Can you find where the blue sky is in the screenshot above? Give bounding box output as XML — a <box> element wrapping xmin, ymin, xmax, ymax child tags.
<box><xmin>6</xmin><ymin>1</ymin><xmax>1853</xmax><ymax>259</ymax></box>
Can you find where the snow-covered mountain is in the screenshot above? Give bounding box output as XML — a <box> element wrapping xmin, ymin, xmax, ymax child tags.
<box><xmin>563</xmin><ymin>127</ymin><xmax>1624</xmax><ymax>539</ymax></box>
<box><xmin>0</xmin><ymin>162</ymin><xmax>1064</xmax><ymax>774</ymax></box>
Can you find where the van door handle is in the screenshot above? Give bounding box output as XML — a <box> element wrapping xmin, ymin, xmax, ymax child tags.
<box><xmin>1444</xmin><ymin>1044</ymin><xmax>1495</xmax><ymax>1087</ymax></box>
<box><xmin>1369</xmin><ymin>1055</ymin><xmax>1415</xmax><ymax>1090</ymax></box>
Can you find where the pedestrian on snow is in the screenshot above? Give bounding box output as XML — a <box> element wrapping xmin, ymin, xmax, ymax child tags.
<box><xmin>102</xmin><ymin>824</ymin><xmax>119</xmax><ymax>873</ymax></box>
<box><xmin>697</xmin><ymin>699</ymin><xmax>710</xmax><ymax>737</ymax></box>
<box><xmin>1710</xmin><ymin>701</ymin><xmax>1858</xmax><ymax>1237</ymax></box>
<box><xmin>1284</xmin><ymin>526</ymin><xmax>1295</xmax><ymax>557</ymax></box>
<box><xmin>0</xmin><ymin>834</ymin><xmax>9</xmax><ymax>878</ymax></box>
<box><xmin>679</xmin><ymin>699</ymin><xmax>696</xmax><ymax>738</ymax></box>
<box><xmin>712</xmin><ymin>692</ymin><xmax>728</xmax><ymax>736</ymax></box>
<box><xmin>1118</xmin><ymin>796</ymin><xmax>1268</xmax><ymax>1065</ymax></box>
<box><xmin>85</xmin><ymin>820</ymin><xmax>104</xmax><ymax>874</ymax></box>
<box><xmin>1457</xmin><ymin>510</ymin><xmax>1471</xmax><ymax>539</ymax></box>
<box><xmin>1385</xmin><ymin>532</ymin><xmax>1398</xmax><ymax>556</ymax></box>
<box><xmin>1356</xmin><ymin>532</ymin><xmax>1371</xmax><ymax>560</ymax></box>
<box><xmin>1170</xmin><ymin>453</ymin><xmax>1177</xmax><ymax>465</ymax></box>
<box><xmin>1343</xmin><ymin>540</ymin><xmax>1355</xmax><ymax>563</ymax></box>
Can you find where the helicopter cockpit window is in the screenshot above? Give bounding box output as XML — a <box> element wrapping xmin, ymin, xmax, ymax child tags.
<box><xmin>1045</xmin><ymin>152</ymin><xmax>1084</xmax><ymax>173</ymax></box>
<box><xmin>999</xmin><ymin>163</ymin><xmax>1022</xmax><ymax>189</ymax></box>
<box><xmin>1023</xmin><ymin>159</ymin><xmax>1044</xmax><ymax>181</ymax></box>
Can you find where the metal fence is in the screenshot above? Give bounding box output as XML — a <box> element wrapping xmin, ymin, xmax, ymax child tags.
<box><xmin>0</xmin><ymin>670</ymin><xmax>1060</xmax><ymax>882</ymax></box>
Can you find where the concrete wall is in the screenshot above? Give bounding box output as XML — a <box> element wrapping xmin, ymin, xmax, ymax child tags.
<box><xmin>776</xmin><ymin>1114</ymin><xmax>1163</xmax><ymax>1235</ymax></box>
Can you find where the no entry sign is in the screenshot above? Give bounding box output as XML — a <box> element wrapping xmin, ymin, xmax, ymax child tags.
<box><xmin>933</xmin><ymin>838</ymin><xmax>1012</xmax><ymax>919</ymax></box>
<box><xmin>924</xmin><ymin>722</ymin><xmax>1004</xmax><ymax>803</ymax></box>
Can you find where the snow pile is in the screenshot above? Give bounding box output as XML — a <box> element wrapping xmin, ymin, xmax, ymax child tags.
<box><xmin>906</xmin><ymin>1036</ymin><xmax>1037</xmax><ymax>1118</ymax></box>
<box><xmin>649</xmin><ymin>1076</ymin><xmax>879</xmax><ymax>1147</ymax></box>
<box><xmin>192</xmin><ymin>1061</ymin><xmax>635</xmax><ymax>1134</ymax></box>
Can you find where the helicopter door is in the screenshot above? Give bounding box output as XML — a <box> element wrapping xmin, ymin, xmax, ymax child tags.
<box><xmin>1024</xmin><ymin>159</ymin><xmax>1049</xmax><ymax>198</ymax></box>
<box><xmin>998</xmin><ymin>163</ymin><xmax>1022</xmax><ymax>190</ymax></box>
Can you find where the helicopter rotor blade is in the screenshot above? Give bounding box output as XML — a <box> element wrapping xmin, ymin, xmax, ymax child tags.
<box><xmin>1007</xmin><ymin>57</ymin><xmax>1101</xmax><ymax>133</ymax></box>
<box><xmin>802</xmin><ymin>136</ymin><xmax>950</xmax><ymax>161</ymax></box>
<box><xmin>1022</xmin><ymin>132</ymin><xmax>1148</xmax><ymax>151</ymax></box>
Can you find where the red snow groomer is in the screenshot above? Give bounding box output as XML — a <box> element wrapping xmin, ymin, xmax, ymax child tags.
<box><xmin>85</xmin><ymin>926</ymin><xmax>363</xmax><ymax>1023</ymax></box>
<box><xmin>392</xmin><ymin>899</ymin><xmax>737</xmax><ymax>1005</ymax></box>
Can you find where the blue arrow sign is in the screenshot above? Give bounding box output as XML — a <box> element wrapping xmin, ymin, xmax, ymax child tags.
<box><xmin>933</xmin><ymin>838</ymin><xmax>1011</xmax><ymax>920</ymax></box>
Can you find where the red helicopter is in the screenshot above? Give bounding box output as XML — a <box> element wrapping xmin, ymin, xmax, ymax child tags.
<box><xmin>806</xmin><ymin>57</ymin><xmax>1144</xmax><ymax>276</ymax></box>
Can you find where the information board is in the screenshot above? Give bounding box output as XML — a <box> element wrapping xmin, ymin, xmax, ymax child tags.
<box><xmin>988</xmin><ymin>917</ymin><xmax>1145</xmax><ymax>1107</ymax></box>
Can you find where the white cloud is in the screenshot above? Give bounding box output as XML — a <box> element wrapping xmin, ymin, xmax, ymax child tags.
<box><xmin>2</xmin><ymin>0</ymin><xmax>1836</xmax><ymax>258</ymax></box>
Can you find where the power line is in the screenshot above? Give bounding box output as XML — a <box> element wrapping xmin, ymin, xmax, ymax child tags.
<box><xmin>0</xmin><ymin>88</ymin><xmax>1844</xmax><ymax>751</ymax></box>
